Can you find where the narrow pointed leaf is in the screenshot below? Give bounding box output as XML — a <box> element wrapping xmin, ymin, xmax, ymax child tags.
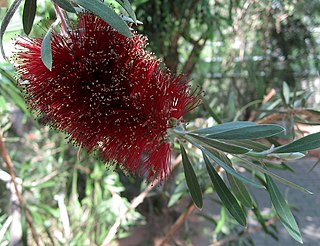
<box><xmin>75</xmin><ymin>0</ymin><xmax>131</xmax><ymax>38</ymax></box>
<box><xmin>180</xmin><ymin>144</ymin><xmax>203</xmax><ymax>209</ymax></box>
<box><xmin>186</xmin><ymin>137</ymin><xmax>263</xmax><ymax>189</ymax></box>
<box><xmin>220</xmin><ymin>154</ymin><xmax>256</xmax><ymax>208</ymax></box>
<box><xmin>41</xmin><ymin>20</ymin><xmax>59</xmax><ymax>70</ymax></box>
<box><xmin>207</xmin><ymin>124</ymin><xmax>285</xmax><ymax>140</ymax></box>
<box><xmin>227</xmin><ymin>173</ymin><xmax>255</xmax><ymax>208</ymax></box>
<box><xmin>188</xmin><ymin>133</ymin><xmax>251</xmax><ymax>154</ymax></box>
<box><xmin>226</xmin><ymin>140</ymin><xmax>270</xmax><ymax>152</ymax></box>
<box><xmin>236</xmin><ymin>157</ymin><xmax>312</xmax><ymax>194</ymax></box>
<box><xmin>191</xmin><ymin>121</ymin><xmax>257</xmax><ymax>135</ymax></box>
<box><xmin>203</xmin><ymin>154</ymin><xmax>247</xmax><ymax>226</ymax></box>
<box><xmin>265</xmin><ymin>175</ymin><xmax>303</xmax><ymax>243</ymax></box>
<box><xmin>23</xmin><ymin>0</ymin><xmax>37</xmax><ymax>35</ymax></box>
<box><xmin>52</xmin><ymin>0</ymin><xmax>76</xmax><ymax>13</ymax></box>
<box><xmin>282</xmin><ymin>82</ymin><xmax>290</xmax><ymax>105</ymax></box>
<box><xmin>274</xmin><ymin>132</ymin><xmax>320</xmax><ymax>153</ymax></box>
<box><xmin>0</xmin><ymin>0</ymin><xmax>23</xmax><ymax>60</ymax></box>
<box><xmin>115</xmin><ymin>0</ymin><xmax>137</xmax><ymax>23</ymax></box>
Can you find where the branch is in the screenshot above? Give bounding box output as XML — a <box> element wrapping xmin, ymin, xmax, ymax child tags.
<box><xmin>53</xmin><ymin>3</ymin><xmax>70</xmax><ymax>36</ymax></box>
<box><xmin>158</xmin><ymin>202</ymin><xmax>196</xmax><ymax>246</ymax></box>
<box><xmin>182</xmin><ymin>33</ymin><xmax>208</xmax><ymax>75</ymax></box>
<box><xmin>256</xmin><ymin>108</ymin><xmax>320</xmax><ymax>124</ymax></box>
<box><xmin>0</xmin><ymin>130</ymin><xmax>40</xmax><ymax>246</ymax></box>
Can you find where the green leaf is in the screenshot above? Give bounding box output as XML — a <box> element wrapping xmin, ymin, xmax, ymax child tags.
<box><xmin>180</xmin><ymin>144</ymin><xmax>203</xmax><ymax>209</ymax></box>
<box><xmin>168</xmin><ymin>182</ymin><xmax>186</xmax><ymax>207</ymax></box>
<box><xmin>282</xmin><ymin>82</ymin><xmax>290</xmax><ymax>106</ymax></box>
<box><xmin>41</xmin><ymin>21</ymin><xmax>58</xmax><ymax>70</ymax></box>
<box><xmin>220</xmin><ymin>154</ymin><xmax>256</xmax><ymax>208</ymax></box>
<box><xmin>274</xmin><ymin>132</ymin><xmax>320</xmax><ymax>153</ymax></box>
<box><xmin>214</xmin><ymin>207</ymin><xmax>226</xmax><ymax>234</ymax></box>
<box><xmin>188</xmin><ymin>133</ymin><xmax>251</xmax><ymax>154</ymax></box>
<box><xmin>236</xmin><ymin>156</ymin><xmax>312</xmax><ymax>194</ymax></box>
<box><xmin>52</xmin><ymin>0</ymin><xmax>76</xmax><ymax>13</ymax></box>
<box><xmin>227</xmin><ymin>173</ymin><xmax>255</xmax><ymax>208</ymax></box>
<box><xmin>191</xmin><ymin>141</ymin><xmax>263</xmax><ymax>189</ymax></box>
<box><xmin>115</xmin><ymin>0</ymin><xmax>137</xmax><ymax>23</ymax></box>
<box><xmin>265</xmin><ymin>175</ymin><xmax>303</xmax><ymax>243</ymax></box>
<box><xmin>191</xmin><ymin>121</ymin><xmax>257</xmax><ymax>135</ymax></box>
<box><xmin>0</xmin><ymin>0</ymin><xmax>23</xmax><ymax>60</ymax></box>
<box><xmin>207</xmin><ymin>124</ymin><xmax>285</xmax><ymax>140</ymax></box>
<box><xmin>75</xmin><ymin>0</ymin><xmax>132</xmax><ymax>38</ymax></box>
<box><xmin>226</xmin><ymin>140</ymin><xmax>270</xmax><ymax>152</ymax></box>
<box><xmin>22</xmin><ymin>0</ymin><xmax>37</xmax><ymax>35</ymax></box>
<box><xmin>203</xmin><ymin>154</ymin><xmax>247</xmax><ymax>226</ymax></box>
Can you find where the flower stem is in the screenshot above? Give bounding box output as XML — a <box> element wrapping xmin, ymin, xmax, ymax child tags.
<box><xmin>53</xmin><ymin>3</ymin><xmax>70</xmax><ymax>36</ymax></box>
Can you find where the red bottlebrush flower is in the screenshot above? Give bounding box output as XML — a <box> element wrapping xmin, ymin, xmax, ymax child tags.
<box><xmin>14</xmin><ymin>14</ymin><xmax>201</xmax><ymax>181</ymax></box>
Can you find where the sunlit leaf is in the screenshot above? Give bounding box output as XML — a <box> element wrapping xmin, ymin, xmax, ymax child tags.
<box><xmin>180</xmin><ymin>144</ymin><xmax>203</xmax><ymax>209</ymax></box>
<box><xmin>41</xmin><ymin>21</ymin><xmax>58</xmax><ymax>70</ymax></box>
<box><xmin>203</xmin><ymin>154</ymin><xmax>247</xmax><ymax>226</ymax></box>
<box><xmin>75</xmin><ymin>0</ymin><xmax>131</xmax><ymax>38</ymax></box>
<box><xmin>214</xmin><ymin>207</ymin><xmax>226</xmax><ymax>234</ymax></box>
<box><xmin>282</xmin><ymin>82</ymin><xmax>290</xmax><ymax>106</ymax></box>
<box><xmin>0</xmin><ymin>0</ymin><xmax>23</xmax><ymax>60</ymax></box>
<box><xmin>265</xmin><ymin>175</ymin><xmax>303</xmax><ymax>243</ymax></box>
<box><xmin>168</xmin><ymin>182</ymin><xmax>186</xmax><ymax>207</ymax></box>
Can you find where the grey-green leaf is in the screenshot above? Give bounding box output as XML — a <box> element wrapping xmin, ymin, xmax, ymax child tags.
<box><xmin>75</xmin><ymin>0</ymin><xmax>131</xmax><ymax>38</ymax></box>
<box><xmin>23</xmin><ymin>0</ymin><xmax>37</xmax><ymax>35</ymax></box>
<box><xmin>187</xmin><ymin>139</ymin><xmax>263</xmax><ymax>189</ymax></box>
<box><xmin>226</xmin><ymin>139</ymin><xmax>270</xmax><ymax>152</ymax></box>
<box><xmin>115</xmin><ymin>0</ymin><xmax>137</xmax><ymax>23</ymax></box>
<box><xmin>282</xmin><ymin>82</ymin><xmax>290</xmax><ymax>106</ymax></box>
<box><xmin>274</xmin><ymin>132</ymin><xmax>320</xmax><ymax>153</ymax></box>
<box><xmin>188</xmin><ymin>133</ymin><xmax>251</xmax><ymax>154</ymax></box>
<box><xmin>0</xmin><ymin>0</ymin><xmax>23</xmax><ymax>60</ymax></box>
<box><xmin>236</xmin><ymin>156</ymin><xmax>312</xmax><ymax>194</ymax></box>
<box><xmin>265</xmin><ymin>175</ymin><xmax>303</xmax><ymax>243</ymax></box>
<box><xmin>207</xmin><ymin>124</ymin><xmax>285</xmax><ymax>140</ymax></box>
<box><xmin>203</xmin><ymin>154</ymin><xmax>247</xmax><ymax>226</ymax></box>
<box><xmin>180</xmin><ymin>144</ymin><xmax>203</xmax><ymax>209</ymax></box>
<box><xmin>41</xmin><ymin>21</ymin><xmax>58</xmax><ymax>70</ymax></box>
<box><xmin>227</xmin><ymin>173</ymin><xmax>255</xmax><ymax>208</ymax></box>
<box><xmin>52</xmin><ymin>0</ymin><xmax>76</xmax><ymax>13</ymax></box>
<box><xmin>191</xmin><ymin>121</ymin><xmax>257</xmax><ymax>135</ymax></box>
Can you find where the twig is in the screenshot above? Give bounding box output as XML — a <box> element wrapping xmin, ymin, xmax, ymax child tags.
<box><xmin>158</xmin><ymin>202</ymin><xmax>196</xmax><ymax>246</ymax></box>
<box><xmin>101</xmin><ymin>154</ymin><xmax>182</xmax><ymax>246</ymax></box>
<box><xmin>53</xmin><ymin>3</ymin><xmax>70</xmax><ymax>36</ymax></box>
<box><xmin>256</xmin><ymin>108</ymin><xmax>318</xmax><ymax>124</ymax></box>
<box><xmin>0</xmin><ymin>130</ymin><xmax>40</xmax><ymax>246</ymax></box>
<box><xmin>210</xmin><ymin>217</ymin><xmax>278</xmax><ymax>246</ymax></box>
